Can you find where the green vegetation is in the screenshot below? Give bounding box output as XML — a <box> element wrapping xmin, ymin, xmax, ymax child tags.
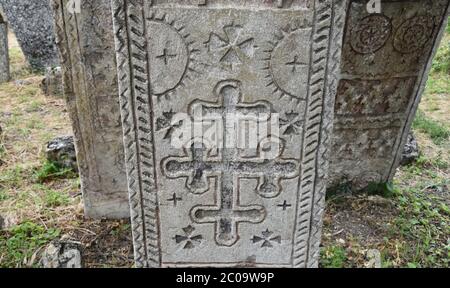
<box><xmin>431</xmin><ymin>35</ymin><xmax>449</xmax><ymax>74</ymax></box>
<box><xmin>0</xmin><ymin>222</ymin><xmax>60</xmax><ymax>268</ymax></box>
<box><xmin>320</xmin><ymin>246</ymin><xmax>348</xmax><ymax>268</ymax></box>
<box><xmin>387</xmin><ymin>173</ymin><xmax>450</xmax><ymax>268</ymax></box>
<box><xmin>365</xmin><ymin>182</ymin><xmax>397</xmax><ymax>198</ymax></box>
<box><xmin>33</xmin><ymin>161</ymin><xmax>77</xmax><ymax>184</ymax></box>
<box><xmin>413</xmin><ymin>111</ymin><xmax>450</xmax><ymax>145</ymax></box>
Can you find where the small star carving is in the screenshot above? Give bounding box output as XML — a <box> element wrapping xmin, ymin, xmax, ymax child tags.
<box><xmin>156</xmin><ymin>110</ymin><xmax>183</xmax><ymax>140</ymax></box>
<box><xmin>251</xmin><ymin>229</ymin><xmax>281</xmax><ymax>248</ymax></box>
<box><xmin>280</xmin><ymin>112</ymin><xmax>304</xmax><ymax>136</ymax></box>
<box><xmin>174</xmin><ymin>225</ymin><xmax>203</xmax><ymax>249</ymax></box>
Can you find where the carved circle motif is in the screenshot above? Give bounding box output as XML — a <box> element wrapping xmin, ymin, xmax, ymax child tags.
<box><xmin>265</xmin><ymin>27</ymin><xmax>310</xmax><ymax>102</ymax></box>
<box><xmin>393</xmin><ymin>16</ymin><xmax>435</xmax><ymax>54</ymax></box>
<box><xmin>350</xmin><ymin>14</ymin><xmax>392</xmax><ymax>54</ymax></box>
<box><xmin>148</xmin><ymin>13</ymin><xmax>198</xmax><ymax>98</ymax></box>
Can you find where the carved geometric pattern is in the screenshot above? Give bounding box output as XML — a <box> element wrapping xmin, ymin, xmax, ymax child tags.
<box><xmin>205</xmin><ymin>23</ymin><xmax>256</xmax><ymax>65</ymax></box>
<box><xmin>163</xmin><ymin>80</ymin><xmax>300</xmax><ymax>247</ymax></box>
<box><xmin>251</xmin><ymin>229</ymin><xmax>282</xmax><ymax>248</ymax></box>
<box><xmin>167</xmin><ymin>193</ymin><xmax>183</xmax><ymax>207</ymax></box>
<box><xmin>335</xmin><ymin>78</ymin><xmax>415</xmax><ymax>117</ymax></box>
<box><xmin>112</xmin><ymin>0</ymin><xmax>160</xmax><ymax>268</ymax></box>
<box><xmin>147</xmin><ymin>12</ymin><xmax>201</xmax><ymax>99</ymax></box>
<box><xmin>163</xmin><ymin>80</ymin><xmax>300</xmax><ymax>198</ymax></box>
<box><xmin>174</xmin><ymin>225</ymin><xmax>203</xmax><ymax>249</ymax></box>
<box><xmin>294</xmin><ymin>0</ymin><xmax>337</xmax><ymax>269</ymax></box>
<box><xmin>350</xmin><ymin>14</ymin><xmax>392</xmax><ymax>54</ymax></box>
<box><xmin>306</xmin><ymin>0</ymin><xmax>347</xmax><ymax>268</ymax></box>
<box><xmin>111</xmin><ymin>0</ymin><xmax>340</xmax><ymax>268</ymax></box>
<box><xmin>280</xmin><ymin>112</ymin><xmax>304</xmax><ymax>136</ymax></box>
<box><xmin>156</xmin><ymin>110</ymin><xmax>183</xmax><ymax>140</ymax></box>
<box><xmin>393</xmin><ymin>15</ymin><xmax>435</xmax><ymax>54</ymax></box>
<box><xmin>263</xmin><ymin>24</ymin><xmax>310</xmax><ymax>102</ymax></box>
<box><xmin>277</xmin><ymin>200</ymin><xmax>292</xmax><ymax>211</ymax></box>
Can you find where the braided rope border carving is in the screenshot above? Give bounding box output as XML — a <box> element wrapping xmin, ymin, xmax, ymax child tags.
<box><xmin>306</xmin><ymin>0</ymin><xmax>347</xmax><ymax>268</ymax></box>
<box><xmin>293</xmin><ymin>0</ymin><xmax>343</xmax><ymax>268</ymax></box>
<box><xmin>111</xmin><ymin>0</ymin><xmax>161</xmax><ymax>268</ymax></box>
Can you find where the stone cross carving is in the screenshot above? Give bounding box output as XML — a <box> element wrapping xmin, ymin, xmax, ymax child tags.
<box><xmin>163</xmin><ymin>80</ymin><xmax>299</xmax><ymax>246</ymax></box>
<box><xmin>112</xmin><ymin>0</ymin><xmax>344</xmax><ymax>268</ymax></box>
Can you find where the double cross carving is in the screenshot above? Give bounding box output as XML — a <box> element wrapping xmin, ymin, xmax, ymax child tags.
<box><xmin>162</xmin><ymin>80</ymin><xmax>299</xmax><ymax>247</ymax></box>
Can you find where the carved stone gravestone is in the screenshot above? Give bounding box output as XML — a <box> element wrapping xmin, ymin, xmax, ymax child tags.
<box><xmin>0</xmin><ymin>10</ymin><xmax>9</xmax><ymax>84</ymax></box>
<box><xmin>0</xmin><ymin>0</ymin><xmax>59</xmax><ymax>70</ymax></box>
<box><xmin>111</xmin><ymin>0</ymin><xmax>346</xmax><ymax>268</ymax></box>
<box><xmin>328</xmin><ymin>0</ymin><xmax>450</xmax><ymax>189</ymax></box>
<box><xmin>51</xmin><ymin>0</ymin><xmax>129</xmax><ymax>218</ymax></box>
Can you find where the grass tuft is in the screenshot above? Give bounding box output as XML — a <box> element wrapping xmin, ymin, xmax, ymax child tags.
<box><xmin>33</xmin><ymin>161</ymin><xmax>77</xmax><ymax>184</ymax></box>
<box><xmin>0</xmin><ymin>222</ymin><xmax>60</xmax><ymax>268</ymax></box>
<box><xmin>413</xmin><ymin>110</ymin><xmax>450</xmax><ymax>145</ymax></box>
<box><xmin>320</xmin><ymin>246</ymin><xmax>348</xmax><ymax>268</ymax></box>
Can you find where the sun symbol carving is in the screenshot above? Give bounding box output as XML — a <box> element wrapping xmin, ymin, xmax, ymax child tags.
<box><xmin>147</xmin><ymin>12</ymin><xmax>201</xmax><ymax>99</ymax></box>
<box><xmin>263</xmin><ymin>25</ymin><xmax>311</xmax><ymax>103</ymax></box>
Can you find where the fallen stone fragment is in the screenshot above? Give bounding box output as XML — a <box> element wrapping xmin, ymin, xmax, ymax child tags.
<box><xmin>365</xmin><ymin>249</ymin><xmax>382</xmax><ymax>268</ymax></box>
<box><xmin>46</xmin><ymin>136</ymin><xmax>78</xmax><ymax>172</ymax></box>
<box><xmin>39</xmin><ymin>236</ymin><xmax>82</xmax><ymax>268</ymax></box>
<box><xmin>400</xmin><ymin>132</ymin><xmax>419</xmax><ymax>166</ymax></box>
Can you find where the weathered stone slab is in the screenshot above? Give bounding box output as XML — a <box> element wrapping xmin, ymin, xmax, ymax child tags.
<box><xmin>0</xmin><ymin>10</ymin><xmax>9</xmax><ymax>84</ymax></box>
<box><xmin>111</xmin><ymin>0</ymin><xmax>346</xmax><ymax>268</ymax></box>
<box><xmin>0</xmin><ymin>0</ymin><xmax>59</xmax><ymax>70</ymax></box>
<box><xmin>51</xmin><ymin>0</ymin><xmax>129</xmax><ymax>219</ymax></box>
<box><xmin>328</xmin><ymin>0</ymin><xmax>450</xmax><ymax>189</ymax></box>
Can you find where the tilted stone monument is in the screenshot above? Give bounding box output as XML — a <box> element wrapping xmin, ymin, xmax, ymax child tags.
<box><xmin>111</xmin><ymin>0</ymin><xmax>346</xmax><ymax>268</ymax></box>
<box><xmin>51</xmin><ymin>0</ymin><xmax>129</xmax><ymax>218</ymax></box>
<box><xmin>328</xmin><ymin>0</ymin><xmax>450</xmax><ymax>189</ymax></box>
<box><xmin>0</xmin><ymin>0</ymin><xmax>59</xmax><ymax>70</ymax></box>
<box><xmin>0</xmin><ymin>10</ymin><xmax>9</xmax><ymax>84</ymax></box>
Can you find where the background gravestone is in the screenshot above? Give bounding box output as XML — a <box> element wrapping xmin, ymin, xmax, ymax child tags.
<box><xmin>0</xmin><ymin>10</ymin><xmax>9</xmax><ymax>84</ymax></box>
<box><xmin>328</xmin><ymin>0</ymin><xmax>450</xmax><ymax>189</ymax></box>
<box><xmin>111</xmin><ymin>0</ymin><xmax>346</xmax><ymax>268</ymax></box>
<box><xmin>0</xmin><ymin>0</ymin><xmax>59</xmax><ymax>70</ymax></box>
<box><xmin>51</xmin><ymin>0</ymin><xmax>129</xmax><ymax>219</ymax></box>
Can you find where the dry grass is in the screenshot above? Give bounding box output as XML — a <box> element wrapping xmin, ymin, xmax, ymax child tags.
<box><xmin>0</xmin><ymin>31</ymin><xmax>133</xmax><ymax>268</ymax></box>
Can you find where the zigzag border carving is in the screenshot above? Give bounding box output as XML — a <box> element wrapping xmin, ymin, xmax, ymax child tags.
<box><xmin>293</xmin><ymin>0</ymin><xmax>343</xmax><ymax>268</ymax></box>
<box><xmin>111</xmin><ymin>0</ymin><xmax>161</xmax><ymax>268</ymax></box>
